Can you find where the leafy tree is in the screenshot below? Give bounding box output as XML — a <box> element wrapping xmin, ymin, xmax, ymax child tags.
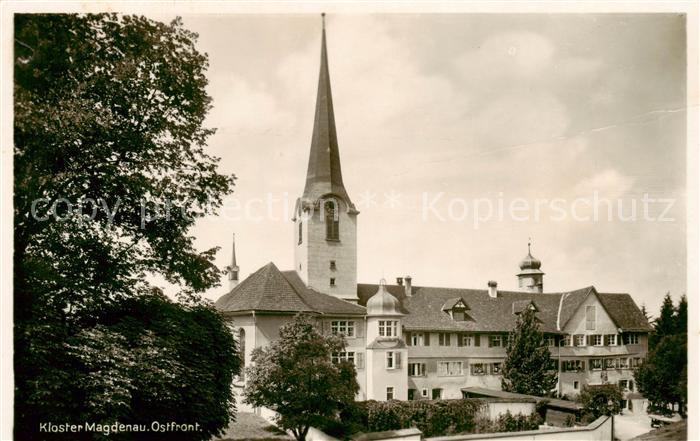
<box><xmin>14</xmin><ymin>13</ymin><xmax>238</xmax><ymax>440</ymax></box>
<box><xmin>501</xmin><ymin>307</ymin><xmax>557</xmax><ymax>396</ymax></box>
<box><xmin>649</xmin><ymin>293</ymin><xmax>676</xmax><ymax>349</ymax></box>
<box><xmin>578</xmin><ymin>384</ymin><xmax>623</xmax><ymax>419</ymax></box>
<box><xmin>635</xmin><ymin>334</ymin><xmax>687</xmax><ymax>416</ymax></box>
<box><xmin>244</xmin><ymin>314</ymin><xmax>359</xmax><ymax>441</ymax></box>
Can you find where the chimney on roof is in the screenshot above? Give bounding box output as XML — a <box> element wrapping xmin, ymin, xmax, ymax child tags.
<box><xmin>404</xmin><ymin>275</ymin><xmax>412</xmax><ymax>297</ymax></box>
<box><xmin>396</xmin><ymin>277</ymin><xmax>403</xmax><ymax>286</ymax></box>
<box><xmin>488</xmin><ymin>280</ymin><xmax>498</xmax><ymax>298</ymax></box>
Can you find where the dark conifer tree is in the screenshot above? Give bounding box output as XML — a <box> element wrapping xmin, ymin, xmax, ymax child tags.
<box><xmin>501</xmin><ymin>306</ymin><xmax>557</xmax><ymax>396</ymax></box>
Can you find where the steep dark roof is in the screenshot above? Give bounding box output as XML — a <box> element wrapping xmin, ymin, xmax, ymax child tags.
<box><xmin>302</xmin><ymin>21</ymin><xmax>354</xmax><ymax>209</ymax></box>
<box><xmin>598</xmin><ymin>293</ymin><xmax>653</xmax><ymax>332</ymax></box>
<box><xmin>215</xmin><ymin>263</ymin><xmax>365</xmax><ymax>315</ymax></box>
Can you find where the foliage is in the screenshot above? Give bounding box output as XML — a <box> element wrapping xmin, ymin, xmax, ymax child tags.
<box><xmin>635</xmin><ymin>334</ymin><xmax>687</xmax><ymax>416</ymax></box>
<box><xmin>501</xmin><ymin>307</ymin><xmax>557</xmax><ymax>396</ymax></box>
<box><xmin>474</xmin><ymin>411</ymin><xmax>542</xmax><ymax>434</ymax></box>
<box><xmin>244</xmin><ymin>314</ymin><xmax>359</xmax><ymax>441</ymax></box>
<box><xmin>326</xmin><ymin>399</ymin><xmax>484</xmax><ymax>437</ymax></box>
<box><xmin>649</xmin><ymin>293</ymin><xmax>676</xmax><ymax>349</ymax></box>
<box><xmin>494</xmin><ymin>411</ymin><xmax>543</xmax><ymax>432</ymax></box>
<box><xmin>14</xmin><ymin>13</ymin><xmax>237</xmax><ymax>440</ymax></box>
<box><xmin>563</xmin><ymin>414</ymin><xmax>576</xmax><ymax>427</ymax></box>
<box><xmin>675</xmin><ymin>295</ymin><xmax>687</xmax><ymax>336</ymax></box>
<box><xmin>578</xmin><ymin>384</ymin><xmax>623</xmax><ymax>420</ymax></box>
<box><xmin>636</xmin><ymin>293</ymin><xmax>687</xmax><ymax>416</ymax></box>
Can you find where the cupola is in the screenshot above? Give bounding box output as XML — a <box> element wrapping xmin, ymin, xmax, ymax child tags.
<box><xmin>366</xmin><ymin>279</ymin><xmax>403</xmax><ymax>316</ymax></box>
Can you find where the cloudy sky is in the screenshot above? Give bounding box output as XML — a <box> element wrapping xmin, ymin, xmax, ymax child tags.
<box><xmin>161</xmin><ymin>13</ymin><xmax>686</xmax><ymax>314</ymax></box>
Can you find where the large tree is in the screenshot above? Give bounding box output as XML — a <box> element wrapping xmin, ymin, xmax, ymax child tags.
<box><xmin>635</xmin><ymin>294</ymin><xmax>687</xmax><ymax>417</ymax></box>
<box><xmin>244</xmin><ymin>314</ymin><xmax>359</xmax><ymax>441</ymax></box>
<box><xmin>501</xmin><ymin>306</ymin><xmax>557</xmax><ymax>396</ymax></box>
<box><xmin>649</xmin><ymin>293</ymin><xmax>676</xmax><ymax>350</ymax></box>
<box><xmin>14</xmin><ymin>13</ymin><xmax>238</xmax><ymax>440</ymax></box>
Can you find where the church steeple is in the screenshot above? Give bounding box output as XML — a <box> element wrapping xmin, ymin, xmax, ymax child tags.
<box><xmin>226</xmin><ymin>233</ymin><xmax>240</xmax><ymax>291</ymax></box>
<box><xmin>302</xmin><ymin>13</ymin><xmax>355</xmax><ymax>210</ymax></box>
<box><xmin>294</xmin><ymin>14</ymin><xmax>359</xmax><ymax>303</ymax></box>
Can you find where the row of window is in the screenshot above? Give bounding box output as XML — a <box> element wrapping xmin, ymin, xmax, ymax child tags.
<box><xmin>560</xmin><ymin>357</ymin><xmax>644</xmax><ymax>372</ymax></box>
<box><xmin>329</xmin><ymin>320</ymin><xmax>402</xmax><ymax>338</ymax></box>
<box><xmin>557</xmin><ymin>333</ymin><xmax>640</xmax><ymax>347</ymax></box>
<box><xmin>406</xmin><ymin>331</ymin><xmax>641</xmax><ymax>348</ymax></box>
<box><xmin>406</xmin><ymin>332</ymin><xmax>505</xmax><ymax>347</ymax></box>
<box><xmin>329</xmin><ymin>321</ymin><xmax>642</xmax><ymax>347</ymax></box>
<box><xmin>408</xmin><ymin>361</ymin><xmax>502</xmax><ymax>377</ymax></box>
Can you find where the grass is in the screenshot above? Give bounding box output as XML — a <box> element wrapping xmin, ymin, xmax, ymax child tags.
<box><xmin>216</xmin><ymin>412</ymin><xmax>292</xmax><ymax>441</ymax></box>
<box><xmin>629</xmin><ymin>420</ymin><xmax>687</xmax><ymax>441</ymax></box>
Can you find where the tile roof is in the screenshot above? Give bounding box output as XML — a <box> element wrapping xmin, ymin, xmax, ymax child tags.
<box><xmin>597</xmin><ymin>293</ymin><xmax>653</xmax><ymax>332</ymax></box>
<box><xmin>358</xmin><ymin>284</ymin><xmax>617</xmax><ymax>333</ymax></box>
<box><xmin>217</xmin><ymin>269</ymin><xmax>650</xmax><ymax>332</ymax></box>
<box><xmin>215</xmin><ymin>262</ymin><xmax>365</xmax><ymax>315</ymax></box>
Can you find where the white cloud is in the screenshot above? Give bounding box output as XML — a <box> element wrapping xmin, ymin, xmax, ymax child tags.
<box><xmin>573</xmin><ymin>169</ymin><xmax>635</xmax><ymax>199</ymax></box>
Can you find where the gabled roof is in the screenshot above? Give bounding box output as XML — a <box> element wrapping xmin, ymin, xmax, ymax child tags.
<box><xmin>598</xmin><ymin>293</ymin><xmax>653</xmax><ymax>332</ymax></box>
<box><xmin>512</xmin><ymin>299</ymin><xmax>538</xmax><ymax>314</ymax></box>
<box><xmin>215</xmin><ymin>262</ymin><xmax>365</xmax><ymax>316</ymax></box>
<box><xmin>441</xmin><ymin>297</ymin><xmax>470</xmax><ymax>311</ymax></box>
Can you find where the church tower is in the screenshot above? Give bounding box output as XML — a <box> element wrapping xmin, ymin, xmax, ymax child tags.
<box><xmin>517</xmin><ymin>240</ymin><xmax>544</xmax><ymax>293</ymax></box>
<box><xmin>293</xmin><ymin>14</ymin><xmax>359</xmax><ymax>303</ymax></box>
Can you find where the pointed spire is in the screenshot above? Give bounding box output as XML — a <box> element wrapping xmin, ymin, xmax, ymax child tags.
<box><xmin>230</xmin><ymin>233</ymin><xmax>238</xmax><ymax>268</ymax></box>
<box><xmin>302</xmin><ymin>14</ymin><xmax>355</xmax><ymax>210</ymax></box>
<box><xmin>227</xmin><ymin>233</ymin><xmax>239</xmax><ymax>290</ymax></box>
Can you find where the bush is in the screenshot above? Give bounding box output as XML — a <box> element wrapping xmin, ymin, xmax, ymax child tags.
<box><xmin>473</xmin><ymin>411</ymin><xmax>543</xmax><ymax>434</ymax></box>
<box><xmin>578</xmin><ymin>384</ymin><xmax>623</xmax><ymax>419</ymax></box>
<box><xmin>563</xmin><ymin>414</ymin><xmax>576</xmax><ymax>427</ymax></box>
<box><xmin>323</xmin><ymin>399</ymin><xmax>483</xmax><ymax>438</ymax></box>
<box><xmin>325</xmin><ymin>400</ymin><xmax>551</xmax><ymax>438</ymax></box>
<box><xmin>494</xmin><ymin>411</ymin><xmax>543</xmax><ymax>432</ymax></box>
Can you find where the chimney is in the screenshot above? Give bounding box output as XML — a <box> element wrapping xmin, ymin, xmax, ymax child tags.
<box><xmin>488</xmin><ymin>280</ymin><xmax>498</xmax><ymax>298</ymax></box>
<box><xmin>404</xmin><ymin>275</ymin><xmax>412</xmax><ymax>297</ymax></box>
<box><xmin>396</xmin><ymin>277</ymin><xmax>403</xmax><ymax>286</ymax></box>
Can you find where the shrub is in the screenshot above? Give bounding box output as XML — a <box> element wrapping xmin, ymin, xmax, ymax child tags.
<box><xmin>494</xmin><ymin>411</ymin><xmax>543</xmax><ymax>432</ymax></box>
<box><xmin>578</xmin><ymin>384</ymin><xmax>623</xmax><ymax>419</ymax></box>
<box><xmin>337</xmin><ymin>399</ymin><xmax>484</xmax><ymax>437</ymax></box>
<box><xmin>564</xmin><ymin>414</ymin><xmax>576</xmax><ymax>427</ymax></box>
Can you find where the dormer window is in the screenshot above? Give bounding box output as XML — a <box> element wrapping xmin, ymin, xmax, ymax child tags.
<box><xmin>442</xmin><ymin>298</ymin><xmax>470</xmax><ymax>321</ymax></box>
<box><xmin>324</xmin><ymin>199</ymin><xmax>339</xmax><ymax>241</ymax></box>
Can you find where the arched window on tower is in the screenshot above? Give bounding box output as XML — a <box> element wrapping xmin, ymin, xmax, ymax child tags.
<box><xmin>238</xmin><ymin>328</ymin><xmax>246</xmax><ymax>382</ymax></box>
<box><xmin>325</xmin><ymin>199</ymin><xmax>339</xmax><ymax>240</ymax></box>
<box><xmin>298</xmin><ymin>220</ymin><xmax>303</xmax><ymax>245</ymax></box>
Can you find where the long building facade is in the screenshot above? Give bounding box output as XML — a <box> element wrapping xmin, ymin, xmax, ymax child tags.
<box><xmin>215</xmin><ymin>19</ymin><xmax>651</xmax><ymax>415</ymax></box>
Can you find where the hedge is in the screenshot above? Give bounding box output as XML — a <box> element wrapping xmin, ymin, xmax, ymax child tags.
<box><xmin>321</xmin><ymin>399</ymin><xmax>484</xmax><ymax>438</ymax></box>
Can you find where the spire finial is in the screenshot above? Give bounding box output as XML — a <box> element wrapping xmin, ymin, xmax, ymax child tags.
<box><xmin>321</xmin><ymin>12</ymin><xmax>326</xmax><ymax>30</ymax></box>
<box><xmin>528</xmin><ymin>237</ymin><xmax>531</xmax><ymax>254</ymax></box>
